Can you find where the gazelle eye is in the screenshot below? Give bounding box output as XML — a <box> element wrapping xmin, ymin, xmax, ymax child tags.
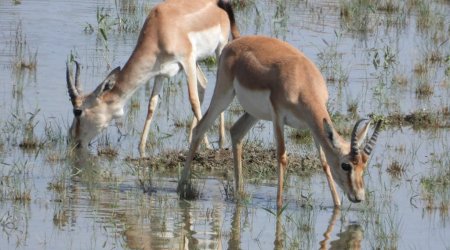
<box><xmin>73</xmin><ymin>109</ymin><xmax>82</xmax><ymax>117</ymax></box>
<box><xmin>341</xmin><ymin>163</ymin><xmax>352</xmax><ymax>172</ymax></box>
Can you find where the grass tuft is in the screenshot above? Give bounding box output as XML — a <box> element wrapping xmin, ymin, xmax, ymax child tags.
<box><xmin>12</xmin><ymin>22</ymin><xmax>38</xmax><ymax>71</ymax></box>
<box><xmin>386</xmin><ymin>160</ymin><xmax>407</xmax><ymax>179</ymax></box>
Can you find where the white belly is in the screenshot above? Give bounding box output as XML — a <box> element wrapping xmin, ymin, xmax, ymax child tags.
<box><xmin>234</xmin><ymin>81</ymin><xmax>272</xmax><ymax>121</ymax></box>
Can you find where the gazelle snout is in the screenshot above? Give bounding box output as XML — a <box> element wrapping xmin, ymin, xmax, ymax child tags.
<box><xmin>348</xmin><ymin>188</ymin><xmax>365</xmax><ymax>203</ymax></box>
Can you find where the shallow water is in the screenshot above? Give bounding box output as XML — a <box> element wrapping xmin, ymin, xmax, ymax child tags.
<box><xmin>0</xmin><ymin>0</ymin><xmax>449</xmax><ymax>249</ymax></box>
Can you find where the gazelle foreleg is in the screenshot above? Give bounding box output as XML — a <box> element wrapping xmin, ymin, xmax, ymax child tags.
<box><xmin>178</xmin><ymin>78</ymin><xmax>235</xmax><ymax>198</ymax></box>
<box><xmin>271</xmin><ymin>106</ymin><xmax>287</xmax><ymax>210</ymax></box>
<box><xmin>215</xmin><ymin>46</ymin><xmax>227</xmax><ymax>149</ymax></box>
<box><xmin>139</xmin><ymin>76</ymin><xmax>165</xmax><ymax>157</ymax></box>
<box><xmin>229</xmin><ymin>112</ymin><xmax>258</xmax><ymax>197</ymax></box>
<box><xmin>315</xmin><ymin>141</ymin><xmax>341</xmax><ymax>207</ymax></box>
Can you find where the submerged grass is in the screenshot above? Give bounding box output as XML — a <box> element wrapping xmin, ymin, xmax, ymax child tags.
<box><xmin>421</xmin><ymin>167</ymin><xmax>450</xmax><ymax>217</ymax></box>
<box><xmin>12</xmin><ymin>21</ymin><xmax>37</xmax><ymax>72</ymax></box>
<box><xmin>0</xmin><ymin>0</ymin><xmax>448</xmax><ymax>249</ymax></box>
<box><xmin>288</xmin><ymin>129</ymin><xmax>313</xmax><ymax>145</ymax></box>
<box><xmin>415</xmin><ymin>1</ymin><xmax>446</xmax><ymax>32</ymax></box>
<box><xmin>339</xmin><ymin>0</ymin><xmax>378</xmax><ymax>33</ymax></box>
<box><xmin>0</xmin><ymin>160</ymin><xmax>33</xmax><ymax>202</ymax></box>
<box><xmin>7</xmin><ymin>109</ymin><xmax>43</xmax><ymax>150</ymax></box>
<box><xmin>386</xmin><ymin>160</ymin><xmax>407</xmax><ymax>179</ymax></box>
<box><xmin>83</xmin><ymin>0</ymin><xmax>151</xmax><ymax>41</ymax></box>
<box><xmin>373</xmin><ymin>108</ymin><xmax>450</xmax><ymax>129</ymax></box>
<box><xmin>415</xmin><ymin>82</ymin><xmax>434</xmax><ymax>98</ymax></box>
<box><xmin>317</xmin><ymin>33</ymin><xmax>349</xmax><ymax>85</ymax></box>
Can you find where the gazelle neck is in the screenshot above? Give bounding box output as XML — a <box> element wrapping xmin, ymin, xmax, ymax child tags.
<box><xmin>104</xmin><ymin>49</ymin><xmax>159</xmax><ymax>105</ymax></box>
<box><xmin>310</xmin><ymin>114</ymin><xmax>347</xmax><ymax>165</ymax></box>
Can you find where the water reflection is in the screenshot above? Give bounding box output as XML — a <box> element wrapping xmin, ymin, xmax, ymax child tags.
<box><xmin>55</xmin><ymin>153</ymin><xmax>226</xmax><ymax>249</ymax></box>
<box><xmin>227</xmin><ymin>205</ymin><xmax>241</xmax><ymax>249</ymax></box>
<box><xmin>51</xmin><ymin>153</ymin><xmax>367</xmax><ymax>250</ymax></box>
<box><xmin>225</xmin><ymin>204</ymin><xmax>284</xmax><ymax>250</ymax></box>
<box><xmin>275</xmin><ymin>213</ymin><xmax>284</xmax><ymax>250</ymax></box>
<box><xmin>329</xmin><ymin>224</ymin><xmax>363</xmax><ymax>250</ymax></box>
<box><xmin>320</xmin><ymin>209</ymin><xmax>363</xmax><ymax>250</ymax></box>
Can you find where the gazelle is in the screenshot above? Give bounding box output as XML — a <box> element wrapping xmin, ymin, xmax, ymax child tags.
<box><xmin>178</xmin><ymin>35</ymin><xmax>382</xmax><ymax>209</ymax></box>
<box><xmin>66</xmin><ymin>0</ymin><xmax>239</xmax><ymax>156</ymax></box>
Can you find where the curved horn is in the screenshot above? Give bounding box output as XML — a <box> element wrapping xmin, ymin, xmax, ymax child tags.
<box><xmin>66</xmin><ymin>61</ymin><xmax>79</xmax><ymax>102</ymax></box>
<box><xmin>363</xmin><ymin>120</ymin><xmax>382</xmax><ymax>156</ymax></box>
<box><xmin>74</xmin><ymin>60</ymin><xmax>82</xmax><ymax>95</ymax></box>
<box><xmin>350</xmin><ymin>119</ymin><xmax>368</xmax><ymax>159</ymax></box>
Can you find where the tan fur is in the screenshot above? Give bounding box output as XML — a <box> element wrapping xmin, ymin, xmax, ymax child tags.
<box><xmin>179</xmin><ymin>36</ymin><xmax>381</xmax><ymax>208</ymax></box>
<box><xmin>67</xmin><ymin>0</ymin><xmax>239</xmax><ymax>156</ymax></box>
<box><xmin>108</xmin><ymin>0</ymin><xmax>232</xmax><ymax>97</ymax></box>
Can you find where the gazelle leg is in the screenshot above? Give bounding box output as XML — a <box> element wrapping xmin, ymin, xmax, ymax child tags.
<box><xmin>271</xmin><ymin>109</ymin><xmax>287</xmax><ymax>210</ymax></box>
<box><xmin>315</xmin><ymin>141</ymin><xmax>341</xmax><ymax>208</ymax></box>
<box><xmin>230</xmin><ymin>112</ymin><xmax>258</xmax><ymax>197</ymax></box>
<box><xmin>196</xmin><ymin>64</ymin><xmax>207</xmax><ymax>104</ymax></box>
<box><xmin>219</xmin><ymin>112</ymin><xmax>225</xmax><ymax>148</ymax></box>
<box><xmin>188</xmin><ymin>64</ymin><xmax>208</xmax><ymax>142</ymax></box>
<box><xmin>195</xmin><ymin>64</ymin><xmax>225</xmax><ymax>148</ymax></box>
<box><xmin>319</xmin><ymin>208</ymin><xmax>341</xmax><ymax>250</ymax></box>
<box><xmin>215</xmin><ymin>46</ymin><xmax>227</xmax><ymax>149</ymax></box>
<box><xmin>139</xmin><ymin>76</ymin><xmax>164</xmax><ymax>157</ymax></box>
<box><xmin>178</xmin><ymin>79</ymin><xmax>235</xmax><ymax>197</ymax></box>
<box><xmin>183</xmin><ymin>58</ymin><xmax>210</xmax><ymax>148</ymax></box>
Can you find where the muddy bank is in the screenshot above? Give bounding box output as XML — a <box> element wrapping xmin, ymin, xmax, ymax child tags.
<box><xmin>126</xmin><ymin>145</ymin><xmax>321</xmax><ymax>177</ymax></box>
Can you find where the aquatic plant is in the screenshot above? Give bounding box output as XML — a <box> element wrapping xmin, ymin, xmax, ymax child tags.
<box><xmin>12</xmin><ymin>22</ymin><xmax>37</xmax><ymax>72</ymax></box>
<box><xmin>317</xmin><ymin>32</ymin><xmax>349</xmax><ymax>85</ymax></box>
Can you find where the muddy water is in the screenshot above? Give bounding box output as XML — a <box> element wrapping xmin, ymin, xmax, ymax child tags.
<box><xmin>0</xmin><ymin>0</ymin><xmax>449</xmax><ymax>249</ymax></box>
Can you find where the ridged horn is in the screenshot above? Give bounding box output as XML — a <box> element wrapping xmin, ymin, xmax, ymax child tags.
<box><xmin>74</xmin><ymin>60</ymin><xmax>82</xmax><ymax>95</ymax></box>
<box><xmin>350</xmin><ymin>119</ymin><xmax>368</xmax><ymax>160</ymax></box>
<box><xmin>66</xmin><ymin>61</ymin><xmax>79</xmax><ymax>103</ymax></box>
<box><xmin>363</xmin><ymin>120</ymin><xmax>382</xmax><ymax>156</ymax></box>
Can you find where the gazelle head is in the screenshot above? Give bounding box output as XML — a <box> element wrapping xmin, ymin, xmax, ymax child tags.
<box><xmin>324</xmin><ymin>119</ymin><xmax>382</xmax><ymax>203</ymax></box>
<box><xmin>66</xmin><ymin>61</ymin><xmax>122</xmax><ymax>148</ymax></box>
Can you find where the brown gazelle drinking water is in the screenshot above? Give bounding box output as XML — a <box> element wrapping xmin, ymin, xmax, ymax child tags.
<box><xmin>66</xmin><ymin>0</ymin><xmax>239</xmax><ymax>156</ymax></box>
<box><xmin>178</xmin><ymin>35</ymin><xmax>382</xmax><ymax>209</ymax></box>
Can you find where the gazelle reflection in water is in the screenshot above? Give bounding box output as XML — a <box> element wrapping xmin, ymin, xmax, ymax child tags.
<box><xmin>320</xmin><ymin>209</ymin><xmax>363</xmax><ymax>250</ymax></box>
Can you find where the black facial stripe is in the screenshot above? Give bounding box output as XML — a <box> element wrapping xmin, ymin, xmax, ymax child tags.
<box><xmin>73</xmin><ymin>109</ymin><xmax>82</xmax><ymax>117</ymax></box>
<box><xmin>75</xmin><ymin>116</ymin><xmax>81</xmax><ymax>139</ymax></box>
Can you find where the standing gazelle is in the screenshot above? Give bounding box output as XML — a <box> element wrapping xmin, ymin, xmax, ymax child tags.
<box><xmin>66</xmin><ymin>0</ymin><xmax>239</xmax><ymax>156</ymax></box>
<box><xmin>178</xmin><ymin>35</ymin><xmax>382</xmax><ymax>209</ymax></box>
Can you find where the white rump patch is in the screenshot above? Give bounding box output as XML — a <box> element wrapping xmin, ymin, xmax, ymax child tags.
<box><xmin>188</xmin><ymin>25</ymin><xmax>225</xmax><ymax>59</ymax></box>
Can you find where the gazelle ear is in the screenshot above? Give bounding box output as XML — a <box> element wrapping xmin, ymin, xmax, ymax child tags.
<box><xmin>323</xmin><ymin>119</ymin><xmax>342</xmax><ymax>151</ymax></box>
<box><xmin>93</xmin><ymin>67</ymin><xmax>121</xmax><ymax>97</ymax></box>
<box><xmin>354</xmin><ymin>120</ymin><xmax>371</xmax><ymax>147</ymax></box>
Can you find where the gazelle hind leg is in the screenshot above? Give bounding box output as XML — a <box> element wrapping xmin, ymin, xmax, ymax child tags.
<box><xmin>196</xmin><ymin>64</ymin><xmax>207</xmax><ymax>104</ymax></box>
<box><xmin>183</xmin><ymin>59</ymin><xmax>210</xmax><ymax>148</ymax></box>
<box><xmin>139</xmin><ymin>76</ymin><xmax>164</xmax><ymax>157</ymax></box>
<box><xmin>188</xmin><ymin>64</ymin><xmax>211</xmax><ymax>147</ymax></box>
<box><xmin>314</xmin><ymin>140</ymin><xmax>341</xmax><ymax>207</ymax></box>
<box><xmin>230</xmin><ymin>112</ymin><xmax>258</xmax><ymax>198</ymax></box>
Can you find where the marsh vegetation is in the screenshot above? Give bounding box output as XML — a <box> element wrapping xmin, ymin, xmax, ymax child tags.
<box><xmin>0</xmin><ymin>0</ymin><xmax>449</xmax><ymax>249</ymax></box>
